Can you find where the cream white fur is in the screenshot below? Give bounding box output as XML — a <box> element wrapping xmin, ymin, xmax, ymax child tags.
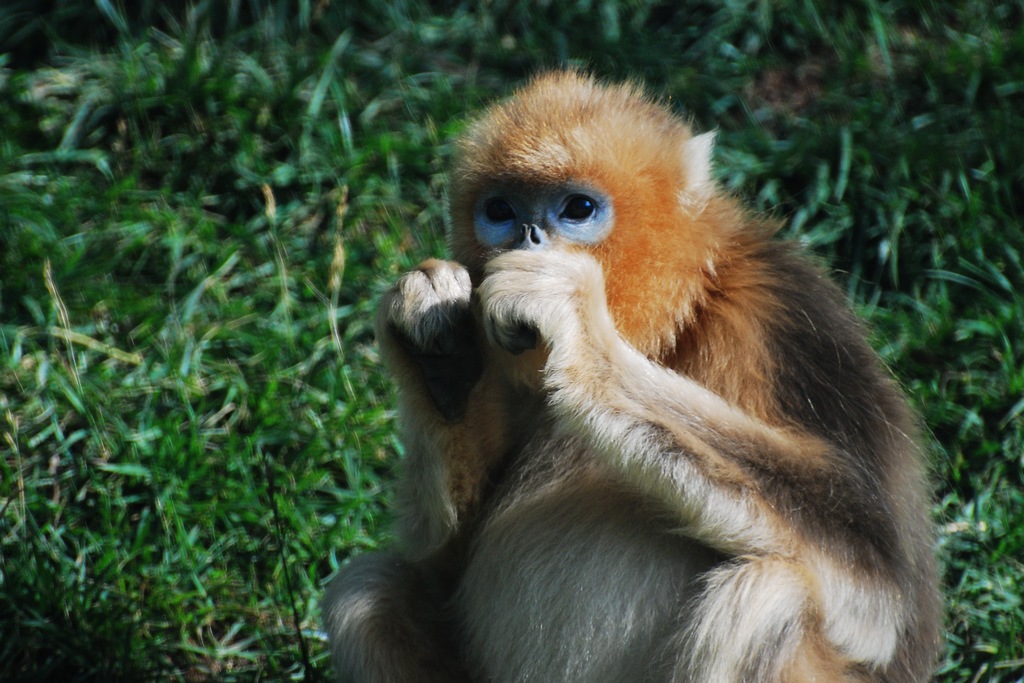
<box><xmin>814</xmin><ymin>552</ymin><xmax>902</xmax><ymax>665</ymax></box>
<box><xmin>683</xmin><ymin>131</ymin><xmax>716</xmax><ymax>193</ymax></box>
<box><xmin>458</xmin><ymin>467</ymin><xmax>719</xmax><ymax>683</ymax></box>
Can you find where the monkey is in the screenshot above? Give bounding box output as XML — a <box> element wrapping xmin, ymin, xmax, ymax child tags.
<box><xmin>322</xmin><ymin>70</ymin><xmax>942</xmax><ymax>683</ymax></box>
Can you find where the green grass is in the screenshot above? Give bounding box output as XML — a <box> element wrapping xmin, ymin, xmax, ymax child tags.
<box><xmin>1</xmin><ymin>1</ymin><xmax>1022</xmax><ymax>681</ymax></box>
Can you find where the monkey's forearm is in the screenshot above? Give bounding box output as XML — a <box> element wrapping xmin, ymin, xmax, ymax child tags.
<box><xmin>547</xmin><ymin>332</ymin><xmax>900</xmax><ymax>567</ymax></box>
<box><xmin>390</xmin><ymin>359</ymin><xmax>513</xmax><ymax>559</ymax></box>
<box><xmin>376</xmin><ymin>260</ymin><xmax>516</xmax><ymax>558</ymax></box>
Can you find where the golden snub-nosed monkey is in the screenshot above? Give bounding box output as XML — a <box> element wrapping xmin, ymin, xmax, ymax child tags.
<box><xmin>323</xmin><ymin>70</ymin><xmax>942</xmax><ymax>683</ymax></box>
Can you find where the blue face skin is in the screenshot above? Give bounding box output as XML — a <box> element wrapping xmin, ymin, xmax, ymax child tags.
<box><xmin>473</xmin><ymin>183</ymin><xmax>615</xmax><ymax>251</ymax></box>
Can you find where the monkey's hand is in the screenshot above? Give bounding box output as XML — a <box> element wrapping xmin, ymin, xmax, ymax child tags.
<box><xmin>377</xmin><ymin>259</ymin><xmax>483</xmax><ymax>423</ymax></box>
<box><xmin>479</xmin><ymin>249</ymin><xmax>615</xmax><ymax>390</ymax></box>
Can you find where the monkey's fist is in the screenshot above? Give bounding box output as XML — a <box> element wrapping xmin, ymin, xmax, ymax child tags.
<box><xmin>377</xmin><ymin>259</ymin><xmax>483</xmax><ymax>423</ymax></box>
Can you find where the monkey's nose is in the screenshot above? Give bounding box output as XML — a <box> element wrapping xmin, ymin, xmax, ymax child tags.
<box><xmin>516</xmin><ymin>224</ymin><xmax>548</xmax><ymax>250</ymax></box>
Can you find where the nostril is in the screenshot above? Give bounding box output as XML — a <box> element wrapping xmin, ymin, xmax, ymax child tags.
<box><xmin>529</xmin><ymin>224</ymin><xmax>543</xmax><ymax>245</ymax></box>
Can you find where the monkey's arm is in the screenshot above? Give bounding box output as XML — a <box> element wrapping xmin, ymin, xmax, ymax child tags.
<box><xmin>479</xmin><ymin>247</ymin><xmax>906</xmax><ymax>562</ymax></box>
<box><xmin>377</xmin><ymin>260</ymin><xmax>511</xmax><ymax>560</ymax></box>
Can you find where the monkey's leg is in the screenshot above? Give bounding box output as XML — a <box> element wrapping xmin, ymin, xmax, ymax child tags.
<box><xmin>668</xmin><ymin>556</ymin><xmax>875</xmax><ymax>683</ymax></box>
<box><xmin>323</xmin><ymin>552</ymin><xmax>472</xmax><ymax>683</ymax></box>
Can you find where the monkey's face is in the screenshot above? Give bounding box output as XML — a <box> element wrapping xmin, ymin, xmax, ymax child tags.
<box><xmin>472</xmin><ymin>182</ymin><xmax>615</xmax><ymax>253</ymax></box>
<box><xmin>449</xmin><ymin>71</ymin><xmax>730</xmax><ymax>359</ymax></box>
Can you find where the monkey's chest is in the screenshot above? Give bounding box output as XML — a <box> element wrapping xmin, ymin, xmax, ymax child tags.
<box><xmin>454</xmin><ymin>464</ymin><xmax>717</xmax><ymax>683</ymax></box>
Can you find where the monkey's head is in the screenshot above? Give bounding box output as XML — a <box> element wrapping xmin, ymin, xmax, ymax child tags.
<box><xmin>449</xmin><ymin>70</ymin><xmax>750</xmax><ymax>359</ymax></box>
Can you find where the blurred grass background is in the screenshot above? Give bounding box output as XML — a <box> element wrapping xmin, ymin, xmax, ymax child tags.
<box><xmin>0</xmin><ymin>1</ymin><xmax>1021</xmax><ymax>681</ymax></box>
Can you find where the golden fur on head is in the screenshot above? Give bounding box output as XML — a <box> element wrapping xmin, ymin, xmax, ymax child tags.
<box><xmin>450</xmin><ymin>71</ymin><xmax>778</xmax><ymax>405</ymax></box>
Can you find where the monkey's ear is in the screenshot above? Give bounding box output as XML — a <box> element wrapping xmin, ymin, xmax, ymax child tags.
<box><xmin>681</xmin><ymin>131</ymin><xmax>716</xmax><ymax>196</ymax></box>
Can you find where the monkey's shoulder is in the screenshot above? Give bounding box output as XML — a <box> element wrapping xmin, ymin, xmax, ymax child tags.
<box><xmin>756</xmin><ymin>243</ymin><xmax>914</xmax><ymax>445</ymax></box>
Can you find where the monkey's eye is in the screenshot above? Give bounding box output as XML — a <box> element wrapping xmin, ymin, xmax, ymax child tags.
<box><xmin>561</xmin><ymin>195</ymin><xmax>597</xmax><ymax>221</ymax></box>
<box><xmin>484</xmin><ymin>198</ymin><xmax>516</xmax><ymax>223</ymax></box>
